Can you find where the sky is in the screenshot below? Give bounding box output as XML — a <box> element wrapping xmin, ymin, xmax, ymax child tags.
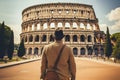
<box><xmin>0</xmin><ymin>0</ymin><xmax>120</xmax><ymax>43</ymax></box>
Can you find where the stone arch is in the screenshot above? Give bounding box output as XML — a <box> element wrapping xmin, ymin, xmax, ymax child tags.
<box><xmin>35</xmin><ymin>35</ymin><xmax>39</xmax><ymax>42</ymax></box>
<box><xmin>37</xmin><ymin>23</ymin><xmax>40</xmax><ymax>30</ymax></box>
<box><xmin>49</xmin><ymin>35</ymin><xmax>54</xmax><ymax>42</ymax></box>
<box><xmin>58</xmin><ymin>22</ymin><xmax>62</xmax><ymax>27</ymax></box>
<box><xmin>29</xmin><ymin>35</ymin><xmax>33</xmax><ymax>42</ymax></box>
<box><xmin>81</xmin><ymin>48</ymin><xmax>86</xmax><ymax>55</ymax></box>
<box><xmin>73</xmin><ymin>22</ymin><xmax>77</xmax><ymax>29</ymax></box>
<box><xmin>65</xmin><ymin>22</ymin><xmax>70</xmax><ymax>29</ymax></box>
<box><xmin>50</xmin><ymin>22</ymin><xmax>55</xmax><ymax>29</ymax></box>
<box><xmin>88</xmin><ymin>47</ymin><xmax>93</xmax><ymax>55</ymax></box>
<box><xmin>80</xmin><ymin>23</ymin><xmax>85</xmax><ymax>30</ymax></box>
<box><xmin>86</xmin><ymin>23</ymin><xmax>91</xmax><ymax>30</ymax></box>
<box><xmin>88</xmin><ymin>35</ymin><xmax>92</xmax><ymax>42</ymax></box>
<box><xmin>28</xmin><ymin>48</ymin><xmax>32</xmax><ymax>54</ymax></box>
<box><xmin>73</xmin><ymin>47</ymin><xmax>78</xmax><ymax>55</ymax></box>
<box><xmin>42</xmin><ymin>35</ymin><xmax>47</xmax><ymax>42</ymax></box>
<box><xmin>80</xmin><ymin>35</ymin><xmax>85</xmax><ymax>42</ymax></box>
<box><xmin>34</xmin><ymin>47</ymin><xmax>39</xmax><ymax>55</ymax></box>
<box><xmin>73</xmin><ymin>35</ymin><xmax>77</xmax><ymax>42</ymax></box>
<box><xmin>43</xmin><ymin>23</ymin><xmax>47</xmax><ymax>29</ymax></box>
<box><xmin>65</xmin><ymin>35</ymin><xmax>70</xmax><ymax>42</ymax></box>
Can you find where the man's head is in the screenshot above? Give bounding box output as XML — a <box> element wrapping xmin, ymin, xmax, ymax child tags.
<box><xmin>54</xmin><ymin>28</ymin><xmax>65</xmax><ymax>41</ymax></box>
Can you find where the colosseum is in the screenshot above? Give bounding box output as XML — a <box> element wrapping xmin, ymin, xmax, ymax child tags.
<box><xmin>21</xmin><ymin>3</ymin><xmax>105</xmax><ymax>57</ymax></box>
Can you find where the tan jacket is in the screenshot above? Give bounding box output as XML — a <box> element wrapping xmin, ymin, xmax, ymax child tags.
<box><xmin>40</xmin><ymin>41</ymin><xmax>76</xmax><ymax>80</ymax></box>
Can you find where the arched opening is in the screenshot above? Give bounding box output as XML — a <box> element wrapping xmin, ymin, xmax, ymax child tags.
<box><xmin>28</xmin><ymin>48</ymin><xmax>32</xmax><ymax>55</ymax></box>
<box><xmin>73</xmin><ymin>22</ymin><xmax>77</xmax><ymax>29</ymax></box>
<box><xmin>25</xmin><ymin>36</ymin><xmax>27</xmax><ymax>42</ymax></box>
<box><xmin>73</xmin><ymin>35</ymin><xmax>77</xmax><ymax>42</ymax></box>
<box><xmin>65</xmin><ymin>35</ymin><xmax>70</xmax><ymax>42</ymax></box>
<box><xmin>32</xmin><ymin>24</ymin><xmax>34</xmax><ymax>31</ymax></box>
<box><xmin>35</xmin><ymin>35</ymin><xmax>39</xmax><ymax>42</ymax></box>
<box><xmin>42</xmin><ymin>35</ymin><xmax>47</xmax><ymax>42</ymax></box>
<box><xmin>50</xmin><ymin>22</ymin><xmax>55</xmax><ymax>29</ymax></box>
<box><xmin>73</xmin><ymin>48</ymin><xmax>78</xmax><ymax>56</ymax></box>
<box><xmin>43</xmin><ymin>23</ymin><xmax>47</xmax><ymax>29</ymax></box>
<box><xmin>37</xmin><ymin>24</ymin><xmax>40</xmax><ymax>30</ymax></box>
<box><xmin>87</xmin><ymin>23</ymin><xmax>91</xmax><ymax>30</ymax></box>
<box><xmin>29</xmin><ymin>35</ymin><xmax>33</xmax><ymax>42</ymax></box>
<box><xmin>80</xmin><ymin>35</ymin><xmax>85</xmax><ymax>42</ymax></box>
<box><xmin>65</xmin><ymin>22</ymin><xmax>70</xmax><ymax>29</ymax></box>
<box><xmin>94</xmin><ymin>48</ymin><xmax>98</xmax><ymax>56</ymax></box>
<box><xmin>34</xmin><ymin>47</ymin><xmax>39</xmax><ymax>55</ymax></box>
<box><xmin>58</xmin><ymin>22</ymin><xmax>62</xmax><ymax>27</ymax></box>
<box><xmin>80</xmin><ymin>23</ymin><xmax>85</xmax><ymax>30</ymax></box>
<box><xmin>88</xmin><ymin>47</ymin><xmax>93</xmax><ymax>55</ymax></box>
<box><xmin>50</xmin><ymin>35</ymin><xmax>54</xmax><ymax>42</ymax></box>
<box><xmin>88</xmin><ymin>35</ymin><xmax>92</xmax><ymax>42</ymax></box>
<box><xmin>81</xmin><ymin>48</ymin><xmax>86</xmax><ymax>55</ymax></box>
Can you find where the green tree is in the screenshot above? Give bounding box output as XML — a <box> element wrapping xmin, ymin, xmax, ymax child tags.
<box><xmin>0</xmin><ymin>22</ymin><xmax>6</xmax><ymax>59</ymax></box>
<box><xmin>0</xmin><ymin>22</ymin><xmax>13</xmax><ymax>59</ymax></box>
<box><xmin>104</xmin><ymin>27</ymin><xmax>113</xmax><ymax>59</ymax></box>
<box><xmin>113</xmin><ymin>39</ymin><xmax>120</xmax><ymax>61</ymax></box>
<box><xmin>7</xmin><ymin>30</ymin><xmax>14</xmax><ymax>60</ymax></box>
<box><xmin>17</xmin><ymin>39</ymin><xmax>26</xmax><ymax>58</ymax></box>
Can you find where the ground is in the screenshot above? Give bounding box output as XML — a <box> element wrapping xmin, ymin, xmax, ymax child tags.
<box><xmin>0</xmin><ymin>57</ymin><xmax>120</xmax><ymax>80</ymax></box>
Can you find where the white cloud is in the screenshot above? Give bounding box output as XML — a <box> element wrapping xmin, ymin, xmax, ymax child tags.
<box><xmin>111</xmin><ymin>20</ymin><xmax>120</xmax><ymax>31</ymax></box>
<box><xmin>9</xmin><ymin>24</ymin><xmax>21</xmax><ymax>44</ymax></box>
<box><xmin>106</xmin><ymin>7</ymin><xmax>120</xmax><ymax>21</ymax></box>
<box><xmin>99</xmin><ymin>24</ymin><xmax>107</xmax><ymax>32</ymax></box>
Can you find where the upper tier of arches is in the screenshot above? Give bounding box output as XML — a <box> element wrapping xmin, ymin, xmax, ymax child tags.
<box><xmin>22</xmin><ymin>3</ymin><xmax>97</xmax><ymax>22</ymax></box>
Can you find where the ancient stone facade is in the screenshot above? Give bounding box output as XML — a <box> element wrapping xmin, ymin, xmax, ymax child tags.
<box><xmin>21</xmin><ymin>3</ymin><xmax>105</xmax><ymax>56</ymax></box>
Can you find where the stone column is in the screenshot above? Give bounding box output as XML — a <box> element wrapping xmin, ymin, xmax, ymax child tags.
<box><xmin>62</xmin><ymin>22</ymin><xmax>65</xmax><ymax>30</ymax></box>
<box><xmin>70</xmin><ymin>22</ymin><xmax>73</xmax><ymax>29</ymax></box>
<box><xmin>34</xmin><ymin>23</ymin><xmax>37</xmax><ymax>31</ymax></box>
<box><xmin>92</xmin><ymin>34</ymin><xmax>94</xmax><ymax>44</ymax></box>
<box><xmin>85</xmin><ymin>47</ymin><xmax>88</xmax><ymax>56</ymax></box>
<box><xmin>78</xmin><ymin>47</ymin><xmax>80</xmax><ymax>56</ymax></box>
<box><xmin>55</xmin><ymin>22</ymin><xmax>57</xmax><ymax>29</ymax></box>
<box><xmin>33</xmin><ymin>34</ymin><xmax>35</xmax><ymax>44</ymax></box>
<box><xmin>90</xmin><ymin>24</ymin><xmax>93</xmax><ymax>30</ymax></box>
<box><xmin>27</xmin><ymin>35</ymin><xmax>29</xmax><ymax>44</ymax></box>
<box><xmin>32</xmin><ymin>47</ymin><xmax>34</xmax><ymax>55</ymax></box>
<box><xmin>40</xmin><ymin>22</ymin><xmax>43</xmax><ymax>30</ymax></box>
<box><xmin>77</xmin><ymin>22</ymin><xmax>80</xmax><ymax>29</ymax></box>
<box><xmin>85</xmin><ymin>34</ymin><xmax>88</xmax><ymax>44</ymax></box>
<box><xmin>47</xmin><ymin>34</ymin><xmax>49</xmax><ymax>44</ymax></box>
<box><xmin>48</xmin><ymin>22</ymin><xmax>50</xmax><ymax>30</ymax></box>
<box><xmin>78</xmin><ymin>34</ymin><xmax>80</xmax><ymax>43</ymax></box>
<box><xmin>39</xmin><ymin>34</ymin><xmax>41</xmax><ymax>43</ymax></box>
<box><xmin>70</xmin><ymin>34</ymin><xmax>73</xmax><ymax>44</ymax></box>
<box><xmin>29</xmin><ymin>24</ymin><xmax>32</xmax><ymax>31</ymax></box>
<box><xmin>84</xmin><ymin>23</ymin><xmax>87</xmax><ymax>30</ymax></box>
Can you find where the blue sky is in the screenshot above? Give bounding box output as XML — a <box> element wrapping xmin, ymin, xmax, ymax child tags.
<box><xmin>0</xmin><ymin>0</ymin><xmax>120</xmax><ymax>43</ymax></box>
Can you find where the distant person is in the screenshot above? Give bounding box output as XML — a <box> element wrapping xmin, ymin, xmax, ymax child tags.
<box><xmin>40</xmin><ymin>28</ymin><xmax>76</xmax><ymax>80</ymax></box>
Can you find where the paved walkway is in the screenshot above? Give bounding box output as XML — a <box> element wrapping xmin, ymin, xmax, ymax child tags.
<box><xmin>0</xmin><ymin>57</ymin><xmax>120</xmax><ymax>80</ymax></box>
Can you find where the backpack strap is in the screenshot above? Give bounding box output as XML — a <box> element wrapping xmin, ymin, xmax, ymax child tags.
<box><xmin>53</xmin><ymin>44</ymin><xmax>66</xmax><ymax>70</ymax></box>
